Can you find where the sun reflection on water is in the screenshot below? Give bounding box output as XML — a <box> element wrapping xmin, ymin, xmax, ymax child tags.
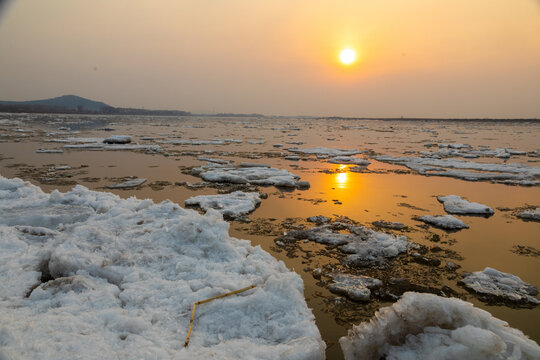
<box><xmin>335</xmin><ymin>171</ymin><xmax>349</xmax><ymax>189</ymax></box>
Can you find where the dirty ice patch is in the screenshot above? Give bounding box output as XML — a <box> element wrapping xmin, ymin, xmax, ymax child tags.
<box><xmin>328</xmin><ymin>273</ymin><xmax>382</xmax><ymax>302</ymax></box>
<box><xmin>339</xmin><ymin>292</ymin><xmax>540</xmax><ymax>360</ymax></box>
<box><xmin>185</xmin><ymin>191</ymin><xmax>261</xmax><ymax>219</ymax></box>
<box><xmin>416</xmin><ymin>215</ymin><xmax>469</xmax><ymax>230</ymax></box>
<box><xmin>0</xmin><ymin>175</ymin><xmax>325</xmax><ymax>360</ymax></box>
<box><xmin>288</xmin><ymin>147</ymin><xmax>362</xmax><ymax>156</ymax></box>
<box><xmin>437</xmin><ymin>195</ymin><xmax>494</xmax><ymax>216</ymax></box>
<box><xmin>460</xmin><ymin>267</ymin><xmax>539</xmax><ymax>305</ymax></box>
<box><xmin>327</xmin><ymin>156</ymin><xmax>370</xmax><ymax>166</ymax></box>
<box><xmin>105</xmin><ymin>178</ymin><xmax>147</xmax><ymax>189</ymax></box>
<box><xmin>517</xmin><ymin>208</ymin><xmax>540</xmax><ymax>222</ymax></box>
<box><xmin>103</xmin><ymin>135</ymin><xmax>131</xmax><ymax>144</ymax></box>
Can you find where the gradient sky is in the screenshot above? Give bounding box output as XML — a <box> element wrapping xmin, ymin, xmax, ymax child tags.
<box><xmin>0</xmin><ymin>0</ymin><xmax>539</xmax><ymax>117</ymax></box>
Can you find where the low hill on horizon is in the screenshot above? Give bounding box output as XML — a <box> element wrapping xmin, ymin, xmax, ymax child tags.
<box><xmin>0</xmin><ymin>95</ymin><xmax>191</xmax><ymax>116</ymax></box>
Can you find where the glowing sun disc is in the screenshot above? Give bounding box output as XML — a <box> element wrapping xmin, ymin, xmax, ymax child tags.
<box><xmin>339</xmin><ymin>48</ymin><xmax>356</xmax><ymax>65</ymax></box>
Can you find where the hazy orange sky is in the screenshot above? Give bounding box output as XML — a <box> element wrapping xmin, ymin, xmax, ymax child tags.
<box><xmin>0</xmin><ymin>0</ymin><xmax>539</xmax><ymax>117</ymax></box>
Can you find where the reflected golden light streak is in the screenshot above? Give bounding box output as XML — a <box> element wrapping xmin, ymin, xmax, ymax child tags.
<box><xmin>335</xmin><ymin>171</ymin><xmax>349</xmax><ymax>189</ymax></box>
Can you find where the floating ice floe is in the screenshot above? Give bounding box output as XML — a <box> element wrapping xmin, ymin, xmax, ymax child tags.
<box><xmin>371</xmin><ymin>220</ymin><xmax>407</xmax><ymax>230</ymax></box>
<box><xmin>416</xmin><ymin>215</ymin><xmax>469</xmax><ymax>230</ymax></box>
<box><xmin>193</xmin><ymin>165</ymin><xmax>309</xmax><ymax>189</ymax></box>
<box><xmin>103</xmin><ymin>135</ymin><xmax>131</xmax><ymax>144</ymax></box>
<box><xmin>196</xmin><ymin>156</ymin><xmax>232</xmax><ymax>165</ymax></box>
<box><xmin>0</xmin><ymin>176</ymin><xmax>325</xmax><ymax>360</ymax></box>
<box><xmin>437</xmin><ymin>195</ymin><xmax>494</xmax><ymax>215</ymax></box>
<box><xmin>158</xmin><ymin>139</ymin><xmax>241</xmax><ymax>146</ymax></box>
<box><xmin>327</xmin><ymin>156</ymin><xmax>370</xmax><ymax>166</ymax></box>
<box><xmin>373</xmin><ymin>155</ymin><xmax>540</xmax><ymax>185</ymax></box>
<box><xmin>328</xmin><ymin>273</ymin><xmax>382</xmax><ymax>302</ymax></box>
<box><xmin>35</xmin><ymin>149</ymin><xmax>63</xmax><ymax>154</ymax></box>
<box><xmin>460</xmin><ymin>267</ymin><xmax>539</xmax><ymax>305</ymax></box>
<box><xmin>339</xmin><ymin>292</ymin><xmax>540</xmax><ymax>360</ymax></box>
<box><xmin>106</xmin><ymin>178</ymin><xmax>147</xmax><ymax>189</ymax></box>
<box><xmin>517</xmin><ymin>208</ymin><xmax>540</xmax><ymax>221</ymax></box>
<box><xmin>185</xmin><ymin>191</ymin><xmax>261</xmax><ymax>219</ymax></box>
<box><xmin>288</xmin><ymin>147</ymin><xmax>362</xmax><ymax>156</ymax></box>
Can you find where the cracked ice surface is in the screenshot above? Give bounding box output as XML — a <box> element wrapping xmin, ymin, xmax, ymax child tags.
<box><xmin>460</xmin><ymin>267</ymin><xmax>539</xmax><ymax>305</ymax></box>
<box><xmin>0</xmin><ymin>176</ymin><xmax>325</xmax><ymax>360</ymax></box>
<box><xmin>340</xmin><ymin>292</ymin><xmax>540</xmax><ymax>360</ymax></box>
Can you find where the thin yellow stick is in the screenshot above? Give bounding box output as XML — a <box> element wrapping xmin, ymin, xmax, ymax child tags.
<box><xmin>184</xmin><ymin>284</ymin><xmax>256</xmax><ymax>347</ymax></box>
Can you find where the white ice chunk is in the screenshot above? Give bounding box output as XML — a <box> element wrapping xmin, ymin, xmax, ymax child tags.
<box><xmin>460</xmin><ymin>267</ymin><xmax>539</xmax><ymax>305</ymax></box>
<box><xmin>185</xmin><ymin>191</ymin><xmax>261</xmax><ymax>218</ymax></box>
<box><xmin>437</xmin><ymin>195</ymin><xmax>494</xmax><ymax>215</ymax></box>
<box><xmin>340</xmin><ymin>292</ymin><xmax>540</xmax><ymax>360</ymax></box>
<box><xmin>517</xmin><ymin>208</ymin><xmax>540</xmax><ymax>221</ymax></box>
<box><xmin>198</xmin><ymin>166</ymin><xmax>307</xmax><ymax>189</ymax></box>
<box><xmin>417</xmin><ymin>215</ymin><xmax>469</xmax><ymax>230</ymax></box>
<box><xmin>0</xmin><ymin>175</ymin><xmax>325</xmax><ymax>360</ymax></box>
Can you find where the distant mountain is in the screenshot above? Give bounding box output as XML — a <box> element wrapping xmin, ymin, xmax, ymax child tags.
<box><xmin>0</xmin><ymin>95</ymin><xmax>112</xmax><ymax>111</ymax></box>
<box><xmin>0</xmin><ymin>95</ymin><xmax>191</xmax><ymax>116</ymax></box>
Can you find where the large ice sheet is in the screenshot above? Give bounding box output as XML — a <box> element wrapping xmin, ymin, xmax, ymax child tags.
<box><xmin>0</xmin><ymin>176</ymin><xmax>325</xmax><ymax>360</ymax></box>
<box><xmin>340</xmin><ymin>292</ymin><xmax>540</xmax><ymax>360</ymax></box>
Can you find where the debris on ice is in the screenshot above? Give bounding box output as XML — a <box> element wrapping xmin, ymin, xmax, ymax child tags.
<box><xmin>416</xmin><ymin>215</ymin><xmax>469</xmax><ymax>230</ymax></box>
<box><xmin>460</xmin><ymin>267</ymin><xmax>539</xmax><ymax>305</ymax></box>
<box><xmin>437</xmin><ymin>195</ymin><xmax>494</xmax><ymax>215</ymax></box>
<box><xmin>340</xmin><ymin>292</ymin><xmax>540</xmax><ymax>360</ymax></box>
<box><xmin>185</xmin><ymin>191</ymin><xmax>261</xmax><ymax>219</ymax></box>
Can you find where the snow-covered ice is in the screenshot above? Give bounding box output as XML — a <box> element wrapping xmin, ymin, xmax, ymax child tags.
<box><xmin>0</xmin><ymin>176</ymin><xmax>325</xmax><ymax>360</ymax></box>
<box><xmin>517</xmin><ymin>208</ymin><xmax>540</xmax><ymax>221</ymax></box>
<box><xmin>106</xmin><ymin>178</ymin><xmax>147</xmax><ymax>189</ymax></box>
<box><xmin>340</xmin><ymin>292</ymin><xmax>540</xmax><ymax>360</ymax></box>
<box><xmin>185</xmin><ymin>191</ymin><xmax>261</xmax><ymax>218</ymax></box>
<box><xmin>194</xmin><ymin>165</ymin><xmax>308</xmax><ymax>189</ymax></box>
<box><xmin>416</xmin><ymin>214</ymin><xmax>469</xmax><ymax>230</ymax></box>
<box><xmin>460</xmin><ymin>267</ymin><xmax>539</xmax><ymax>305</ymax></box>
<box><xmin>374</xmin><ymin>155</ymin><xmax>540</xmax><ymax>185</ymax></box>
<box><xmin>328</xmin><ymin>274</ymin><xmax>382</xmax><ymax>302</ymax></box>
<box><xmin>437</xmin><ymin>195</ymin><xmax>494</xmax><ymax>216</ymax></box>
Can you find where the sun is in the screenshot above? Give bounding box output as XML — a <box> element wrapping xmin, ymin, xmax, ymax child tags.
<box><xmin>339</xmin><ymin>48</ymin><xmax>356</xmax><ymax>65</ymax></box>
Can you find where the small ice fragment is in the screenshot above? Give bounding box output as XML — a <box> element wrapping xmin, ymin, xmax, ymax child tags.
<box><xmin>437</xmin><ymin>195</ymin><xmax>494</xmax><ymax>215</ymax></box>
<box><xmin>517</xmin><ymin>208</ymin><xmax>540</xmax><ymax>221</ymax></box>
<box><xmin>417</xmin><ymin>215</ymin><xmax>469</xmax><ymax>230</ymax></box>
<box><xmin>106</xmin><ymin>178</ymin><xmax>146</xmax><ymax>189</ymax></box>
<box><xmin>103</xmin><ymin>135</ymin><xmax>132</xmax><ymax>144</ymax></box>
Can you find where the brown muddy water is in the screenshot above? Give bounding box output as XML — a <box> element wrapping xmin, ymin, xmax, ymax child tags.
<box><xmin>1</xmin><ymin>113</ymin><xmax>539</xmax><ymax>359</ymax></box>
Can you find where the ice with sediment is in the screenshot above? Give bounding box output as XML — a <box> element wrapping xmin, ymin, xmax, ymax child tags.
<box><xmin>327</xmin><ymin>156</ymin><xmax>370</xmax><ymax>166</ymax></box>
<box><xmin>105</xmin><ymin>178</ymin><xmax>147</xmax><ymax>189</ymax></box>
<box><xmin>339</xmin><ymin>292</ymin><xmax>540</xmax><ymax>360</ymax></box>
<box><xmin>288</xmin><ymin>147</ymin><xmax>362</xmax><ymax>156</ymax></box>
<box><xmin>373</xmin><ymin>155</ymin><xmax>540</xmax><ymax>185</ymax></box>
<box><xmin>0</xmin><ymin>176</ymin><xmax>325</xmax><ymax>360</ymax></box>
<box><xmin>417</xmin><ymin>214</ymin><xmax>469</xmax><ymax>230</ymax></box>
<box><xmin>328</xmin><ymin>274</ymin><xmax>382</xmax><ymax>302</ymax></box>
<box><xmin>342</xmin><ymin>226</ymin><xmax>409</xmax><ymax>267</ymax></box>
<box><xmin>460</xmin><ymin>267</ymin><xmax>539</xmax><ymax>305</ymax></box>
<box><xmin>517</xmin><ymin>208</ymin><xmax>540</xmax><ymax>221</ymax></box>
<box><xmin>437</xmin><ymin>195</ymin><xmax>494</xmax><ymax>215</ymax></box>
<box><xmin>194</xmin><ymin>165</ymin><xmax>308</xmax><ymax>189</ymax></box>
<box><xmin>185</xmin><ymin>191</ymin><xmax>261</xmax><ymax>218</ymax></box>
<box><xmin>103</xmin><ymin>135</ymin><xmax>131</xmax><ymax>144</ymax></box>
